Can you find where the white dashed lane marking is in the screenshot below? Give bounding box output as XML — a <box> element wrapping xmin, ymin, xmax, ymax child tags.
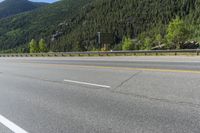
<box><xmin>0</xmin><ymin>115</ymin><xmax>29</xmax><ymax>133</ymax></box>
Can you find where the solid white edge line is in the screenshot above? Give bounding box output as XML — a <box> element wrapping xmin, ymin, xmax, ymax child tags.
<box><xmin>0</xmin><ymin>115</ymin><xmax>29</xmax><ymax>133</ymax></box>
<box><xmin>64</xmin><ymin>79</ymin><xmax>111</xmax><ymax>88</ymax></box>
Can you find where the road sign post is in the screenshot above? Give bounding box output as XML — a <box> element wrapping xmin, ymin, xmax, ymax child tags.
<box><xmin>97</xmin><ymin>32</ymin><xmax>114</xmax><ymax>50</ymax></box>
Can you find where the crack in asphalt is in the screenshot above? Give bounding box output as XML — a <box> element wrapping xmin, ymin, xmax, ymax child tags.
<box><xmin>2</xmin><ymin>72</ymin><xmax>63</xmax><ymax>83</ymax></box>
<box><xmin>2</xmin><ymin>72</ymin><xmax>105</xmax><ymax>90</ymax></box>
<box><xmin>3</xmin><ymin>72</ymin><xmax>200</xmax><ymax>109</ymax></box>
<box><xmin>111</xmin><ymin>90</ymin><xmax>200</xmax><ymax>109</ymax></box>
<box><xmin>114</xmin><ymin>71</ymin><xmax>142</xmax><ymax>90</ymax></box>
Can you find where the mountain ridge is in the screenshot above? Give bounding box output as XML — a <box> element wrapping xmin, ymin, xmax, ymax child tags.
<box><xmin>0</xmin><ymin>0</ymin><xmax>48</xmax><ymax>19</ymax></box>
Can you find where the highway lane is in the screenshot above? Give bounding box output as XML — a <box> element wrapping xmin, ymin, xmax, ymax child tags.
<box><xmin>0</xmin><ymin>56</ymin><xmax>200</xmax><ymax>133</ymax></box>
<box><xmin>20</xmin><ymin>57</ymin><xmax>200</xmax><ymax>70</ymax></box>
<box><xmin>8</xmin><ymin>56</ymin><xmax>200</xmax><ymax>71</ymax></box>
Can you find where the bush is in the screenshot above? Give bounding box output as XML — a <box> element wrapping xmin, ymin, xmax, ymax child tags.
<box><xmin>122</xmin><ymin>37</ymin><xmax>134</xmax><ymax>50</ymax></box>
<box><xmin>166</xmin><ymin>17</ymin><xmax>191</xmax><ymax>49</ymax></box>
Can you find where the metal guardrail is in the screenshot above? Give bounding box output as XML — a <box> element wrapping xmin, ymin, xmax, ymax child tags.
<box><xmin>0</xmin><ymin>49</ymin><xmax>200</xmax><ymax>57</ymax></box>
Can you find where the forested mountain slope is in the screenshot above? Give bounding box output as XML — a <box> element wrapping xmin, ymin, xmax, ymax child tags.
<box><xmin>0</xmin><ymin>0</ymin><xmax>93</xmax><ymax>52</ymax></box>
<box><xmin>0</xmin><ymin>0</ymin><xmax>200</xmax><ymax>52</ymax></box>
<box><xmin>54</xmin><ymin>0</ymin><xmax>199</xmax><ymax>51</ymax></box>
<box><xmin>0</xmin><ymin>0</ymin><xmax>48</xmax><ymax>19</ymax></box>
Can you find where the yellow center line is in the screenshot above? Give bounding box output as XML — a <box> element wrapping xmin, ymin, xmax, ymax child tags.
<box><xmin>18</xmin><ymin>61</ymin><xmax>200</xmax><ymax>74</ymax></box>
<box><xmin>76</xmin><ymin>65</ymin><xmax>200</xmax><ymax>74</ymax></box>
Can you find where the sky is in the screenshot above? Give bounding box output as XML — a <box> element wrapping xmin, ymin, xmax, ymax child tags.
<box><xmin>0</xmin><ymin>0</ymin><xmax>59</xmax><ymax>3</ymax></box>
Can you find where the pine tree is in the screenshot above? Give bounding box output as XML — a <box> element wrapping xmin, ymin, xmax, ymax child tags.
<box><xmin>29</xmin><ymin>39</ymin><xmax>39</xmax><ymax>53</ymax></box>
<box><xmin>39</xmin><ymin>38</ymin><xmax>48</xmax><ymax>53</ymax></box>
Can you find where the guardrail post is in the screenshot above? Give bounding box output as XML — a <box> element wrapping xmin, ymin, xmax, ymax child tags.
<box><xmin>175</xmin><ymin>52</ymin><xmax>177</xmax><ymax>56</ymax></box>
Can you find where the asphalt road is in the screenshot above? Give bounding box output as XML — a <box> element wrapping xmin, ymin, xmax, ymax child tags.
<box><xmin>0</xmin><ymin>56</ymin><xmax>200</xmax><ymax>133</ymax></box>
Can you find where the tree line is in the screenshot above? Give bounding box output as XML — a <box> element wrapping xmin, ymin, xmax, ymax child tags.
<box><xmin>29</xmin><ymin>38</ymin><xmax>48</xmax><ymax>53</ymax></box>
<box><xmin>121</xmin><ymin>17</ymin><xmax>195</xmax><ymax>50</ymax></box>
